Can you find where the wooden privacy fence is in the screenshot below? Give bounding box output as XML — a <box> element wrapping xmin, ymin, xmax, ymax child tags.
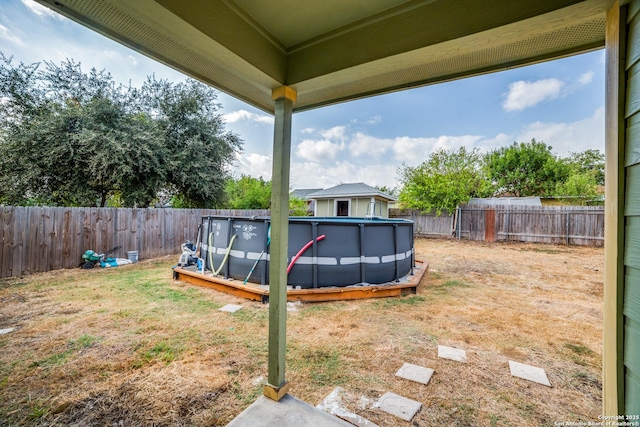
<box><xmin>389</xmin><ymin>208</ymin><xmax>454</xmax><ymax>238</ymax></box>
<box><xmin>0</xmin><ymin>207</ymin><xmax>269</xmax><ymax>278</ymax></box>
<box><xmin>391</xmin><ymin>205</ymin><xmax>605</xmax><ymax>246</ymax></box>
<box><xmin>457</xmin><ymin>205</ymin><xmax>604</xmax><ymax>246</ymax></box>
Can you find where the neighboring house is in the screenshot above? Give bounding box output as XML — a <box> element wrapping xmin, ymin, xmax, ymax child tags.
<box><xmin>467</xmin><ymin>197</ymin><xmax>542</xmax><ymax>207</ymax></box>
<box><xmin>306</xmin><ymin>183</ymin><xmax>396</xmax><ymax>218</ymax></box>
<box><xmin>290</xmin><ymin>188</ymin><xmax>322</xmax><ymax>213</ymax></box>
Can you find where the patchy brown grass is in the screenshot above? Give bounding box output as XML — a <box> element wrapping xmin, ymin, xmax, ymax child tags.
<box><xmin>0</xmin><ymin>239</ymin><xmax>603</xmax><ymax>426</ymax></box>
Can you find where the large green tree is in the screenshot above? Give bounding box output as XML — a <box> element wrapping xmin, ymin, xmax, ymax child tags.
<box><xmin>142</xmin><ymin>78</ymin><xmax>241</xmax><ymax>208</ymax></box>
<box><xmin>0</xmin><ymin>55</ymin><xmax>240</xmax><ymax>207</ymax></box>
<box><xmin>484</xmin><ymin>139</ymin><xmax>571</xmax><ymax>197</ymax></box>
<box><xmin>398</xmin><ymin>146</ymin><xmax>492</xmax><ymax>214</ymax></box>
<box><xmin>223</xmin><ymin>175</ymin><xmax>309</xmax><ymax>215</ymax></box>
<box><xmin>565</xmin><ymin>149</ymin><xmax>605</xmax><ymax>186</ymax></box>
<box><xmin>225</xmin><ymin>175</ymin><xmax>272</xmax><ymax>209</ymax></box>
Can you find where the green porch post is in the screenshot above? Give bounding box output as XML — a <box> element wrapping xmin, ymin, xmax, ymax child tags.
<box><xmin>264</xmin><ymin>86</ymin><xmax>296</xmax><ymax>401</ymax></box>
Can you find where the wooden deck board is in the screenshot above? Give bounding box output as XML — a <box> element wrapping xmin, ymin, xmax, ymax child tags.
<box><xmin>173</xmin><ymin>260</ymin><xmax>428</xmax><ymax>303</ymax></box>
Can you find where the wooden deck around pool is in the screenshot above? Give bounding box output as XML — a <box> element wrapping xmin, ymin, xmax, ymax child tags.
<box><xmin>172</xmin><ymin>260</ymin><xmax>427</xmax><ymax>303</ymax></box>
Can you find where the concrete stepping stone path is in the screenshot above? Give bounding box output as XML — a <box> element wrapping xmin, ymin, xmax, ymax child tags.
<box><xmin>395</xmin><ymin>362</ymin><xmax>434</xmax><ymax>385</ymax></box>
<box><xmin>508</xmin><ymin>360</ymin><xmax>551</xmax><ymax>387</ymax></box>
<box><xmin>438</xmin><ymin>345</ymin><xmax>467</xmax><ymax>362</ymax></box>
<box><xmin>317</xmin><ymin>387</ymin><xmax>379</xmax><ymax>427</ymax></box>
<box><xmin>375</xmin><ymin>392</ymin><xmax>422</xmax><ymax>421</ymax></box>
<box><xmin>219</xmin><ymin>304</ymin><xmax>243</xmax><ymax>313</ymax></box>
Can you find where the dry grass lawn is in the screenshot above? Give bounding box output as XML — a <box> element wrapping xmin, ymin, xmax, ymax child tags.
<box><xmin>0</xmin><ymin>238</ymin><xmax>603</xmax><ymax>426</ymax></box>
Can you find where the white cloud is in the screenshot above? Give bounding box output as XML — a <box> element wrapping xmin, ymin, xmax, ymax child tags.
<box><xmin>349</xmin><ymin>132</ymin><xmax>393</xmax><ymax>157</ymax></box>
<box><xmin>321</xmin><ymin>125</ymin><xmax>347</xmax><ymax>142</ymax></box>
<box><xmin>234</xmin><ymin>152</ymin><xmax>273</xmax><ymax>179</ymax></box>
<box><xmin>503</xmin><ymin>78</ymin><xmax>564</xmax><ymax>112</ymax></box>
<box><xmin>0</xmin><ymin>24</ymin><xmax>22</xmax><ymax>45</ymax></box>
<box><xmin>366</xmin><ymin>115</ymin><xmax>382</xmax><ymax>124</ymax></box>
<box><xmin>392</xmin><ymin>135</ymin><xmax>484</xmax><ymax>165</ymax></box>
<box><xmin>222</xmin><ymin>109</ymin><xmax>274</xmax><ymax>125</ymax></box>
<box><xmin>578</xmin><ymin>71</ymin><xmax>594</xmax><ymax>85</ymax></box>
<box><xmin>296</xmin><ymin>139</ymin><xmax>343</xmax><ymax>161</ymax></box>
<box><xmin>127</xmin><ymin>55</ymin><xmax>138</xmax><ymax>66</ymax></box>
<box><xmin>290</xmin><ymin>161</ymin><xmax>399</xmax><ymax>189</ymax></box>
<box><xmin>21</xmin><ymin>0</ymin><xmax>63</xmax><ymax>19</ymax></box>
<box><xmin>515</xmin><ymin>106</ymin><xmax>604</xmax><ymax>155</ymax></box>
<box><xmin>301</xmin><ymin>127</ymin><xmax>315</xmax><ymax>134</ymax></box>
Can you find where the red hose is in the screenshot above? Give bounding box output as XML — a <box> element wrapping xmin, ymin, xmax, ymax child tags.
<box><xmin>287</xmin><ymin>235</ymin><xmax>326</xmax><ymax>274</ymax></box>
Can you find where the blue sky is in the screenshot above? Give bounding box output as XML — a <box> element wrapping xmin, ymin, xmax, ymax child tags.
<box><xmin>0</xmin><ymin>0</ymin><xmax>605</xmax><ymax>191</ymax></box>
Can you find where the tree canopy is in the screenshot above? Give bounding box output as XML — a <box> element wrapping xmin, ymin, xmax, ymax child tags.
<box><xmin>484</xmin><ymin>139</ymin><xmax>571</xmax><ymax>197</ymax></box>
<box><xmin>398</xmin><ymin>146</ymin><xmax>492</xmax><ymax>214</ymax></box>
<box><xmin>397</xmin><ymin>142</ymin><xmax>603</xmax><ymax>213</ymax></box>
<box><xmin>223</xmin><ymin>175</ymin><xmax>309</xmax><ymax>215</ymax></box>
<box><xmin>0</xmin><ymin>54</ymin><xmax>241</xmax><ymax>207</ymax></box>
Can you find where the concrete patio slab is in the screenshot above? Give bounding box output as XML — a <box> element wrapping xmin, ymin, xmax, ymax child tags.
<box><xmin>0</xmin><ymin>328</ymin><xmax>15</xmax><ymax>335</ymax></box>
<box><xmin>375</xmin><ymin>392</ymin><xmax>422</xmax><ymax>421</ymax></box>
<box><xmin>227</xmin><ymin>394</ymin><xmax>351</xmax><ymax>426</ymax></box>
<box><xmin>395</xmin><ymin>362</ymin><xmax>434</xmax><ymax>385</ymax></box>
<box><xmin>438</xmin><ymin>345</ymin><xmax>467</xmax><ymax>362</ymax></box>
<box><xmin>317</xmin><ymin>387</ymin><xmax>379</xmax><ymax>427</ymax></box>
<box><xmin>509</xmin><ymin>360</ymin><xmax>551</xmax><ymax>387</ymax></box>
<box><xmin>219</xmin><ymin>304</ymin><xmax>243</xmax><ymax>313</ymax></box>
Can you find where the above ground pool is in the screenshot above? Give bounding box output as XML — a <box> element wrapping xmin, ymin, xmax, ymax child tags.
<box><xmin>199</xmin><ymin>216</ymin><xmax>415</xmax><ymax>289</ymax></box>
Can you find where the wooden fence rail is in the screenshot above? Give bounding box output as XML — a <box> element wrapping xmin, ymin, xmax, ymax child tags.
<box><xmin>391</xmin><ymin>205</ymin><xmax>605</xmax><ymax>246</ymax></box>
<box><xmin>0</xmin><ymin>207</ymin><xmax>269</xmax><ymax>278</ymax></box>
<box><xmin>457</xmin><ymin>205</ymin><xmax>605</xmax><ymax>246</ymax></box>
<box><xmin>389</xmin><ymin>208</ymin><xmax>454</xmax><ymax>238</ymax></box>
<box><xmin>2</xmin><ymin>205</ymin><xmax>605</xmax><ymax>278</ymax></box>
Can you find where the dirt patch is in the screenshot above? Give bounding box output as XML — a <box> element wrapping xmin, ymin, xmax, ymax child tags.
<box><xmin>0</xmin><ymin>241</ymin><xmax>603</xmax><ymax>426</ymax></box>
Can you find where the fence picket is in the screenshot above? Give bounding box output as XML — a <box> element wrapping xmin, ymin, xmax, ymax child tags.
<box><xmin>1</xmin><ymin>205</ymin><xmax>604</xmax><ymax>279</ymax></box>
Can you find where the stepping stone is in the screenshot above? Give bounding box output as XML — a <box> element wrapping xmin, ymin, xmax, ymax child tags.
<box><xmin>438</xmin><ymin>345</ymin><xmax>467</xmax><ymax>362</ymax></box>
<box><xmin>0</xmin><ymin>328</ymin><xmax>15</xmax><ymax>335</ymax></box>
<box><xmin>219</xmin><ymin>304</ymin><xmax>243</xmax><ymax>313</ymax></box>
<box><xmin>375</xmin><ymin>392</ymin><xmax>421</xmax><ymax>421</ymax></box>
<box><xmin>508</xmin><ymin>360</ymin><xmax>551</xmax><ymax>387</ymax></box>
<box><xmin>317</xmin><ymin>387</ymin><xmax>379</xmax><ymax>427</ymax></box>
<box><xmin>395</xmin><ymin>363</ymin><xmax>434</xmax><ymax>385</ymax></box>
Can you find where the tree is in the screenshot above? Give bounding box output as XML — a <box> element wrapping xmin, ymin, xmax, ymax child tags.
<box><xmin>398</xmin><ymin>146</ymin><xmax>492</xmax><ymax>214</ymax></box>
<box><xmin>565</xmin><ymin>149</ymin><xmax>604</xmax><ymax>186</ymax></box>
<box><xmin>225</xmin><ymin>175</ymin><xmax>271</xmax><ymax>209</ymax></box>
<box><xmin>142</xmin><ymin>78</ymin><xmax>241</xmax><ymax>208</ymax></box>
<box><xmin>484</xmin><ymin>139</ymin><xmax>571</xmax><ymax>197</ymax></box>
<box><xmin>555</xmin><ymin>170</ymin><xmax>599</xmax><ymax>204</ymax></box>
<box><xmin>288</xmin><ymin>196</ymin><xmax>309</xmax><ymax>216</ymax></box>
<box><xmin>0</xmin><ymin>55</ymin><xmax>241</xmax><ymax>207</ymax></box>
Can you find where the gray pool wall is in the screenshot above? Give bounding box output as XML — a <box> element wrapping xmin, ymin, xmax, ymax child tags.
<box><xmin>200</xmin><ymin>216</ymin><xmax>414</xmax><ymax>289</ymax></box>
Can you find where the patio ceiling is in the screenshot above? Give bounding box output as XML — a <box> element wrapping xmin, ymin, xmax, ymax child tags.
<box><xmin>36</xmin><ymin>0</ymin><xmax>614</xmax><ymax>113</ymax></box>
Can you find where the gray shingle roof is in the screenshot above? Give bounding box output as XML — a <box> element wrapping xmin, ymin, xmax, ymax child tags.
<box><xmin>290</xmin><ymin>189</ymin><xmax>323</xmax><ymax>199</ymax></box>
<box><xmin>306</xmin><ymin>183</ymin><xmax>396</xmax><ymax>201</ymax></box>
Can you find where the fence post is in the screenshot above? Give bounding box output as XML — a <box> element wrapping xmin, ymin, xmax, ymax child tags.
<box><xmin>566</xmin><ymin>211</ymin><xmax>570</xmax><ymax>245</ymax></box>
<box><xmin>485</xmin><ymin>209</ymin><xmax>496</xmax><ymax>242</ymax></box>
<box><xmin>505</xmin><ymin>208</ymin><xmax>510</xmax><ymax>242</ymax></box>
<box><xmin>456</xmin><ymin>206</ymin><xmax>461</xmax><ymax>240</ymax></box>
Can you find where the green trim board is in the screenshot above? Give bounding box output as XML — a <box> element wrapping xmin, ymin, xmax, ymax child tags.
<box><xmin>604</xmin><ymin>0</ymin><xmax>627</xmax><ymax>415</ymax></box>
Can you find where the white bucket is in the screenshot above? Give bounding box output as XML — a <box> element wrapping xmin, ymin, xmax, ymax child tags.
<box><xmin>126</xmin><ymin>251</ymin><xmax>139</xmax><ymax>263</ymax></box>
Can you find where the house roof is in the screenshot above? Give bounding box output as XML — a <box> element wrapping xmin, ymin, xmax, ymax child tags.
<box><xmin>35</xmin><ymin>0</ymin><xmax>613</xmax><ymax>113</ymax></box>
<box><xmin>306</xmin><ymin>183</ymin><xmax>397</xmax><ymax>201</ymax></box>
<box><xmin>468</xmin><ymin>197</ymin><xmax>542</xmax><ymax>206</ymax></box>
<box><xmin>290</xmin><ymin>189</ymin><xmax>322</xmax><ymax>199</ymax></box>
